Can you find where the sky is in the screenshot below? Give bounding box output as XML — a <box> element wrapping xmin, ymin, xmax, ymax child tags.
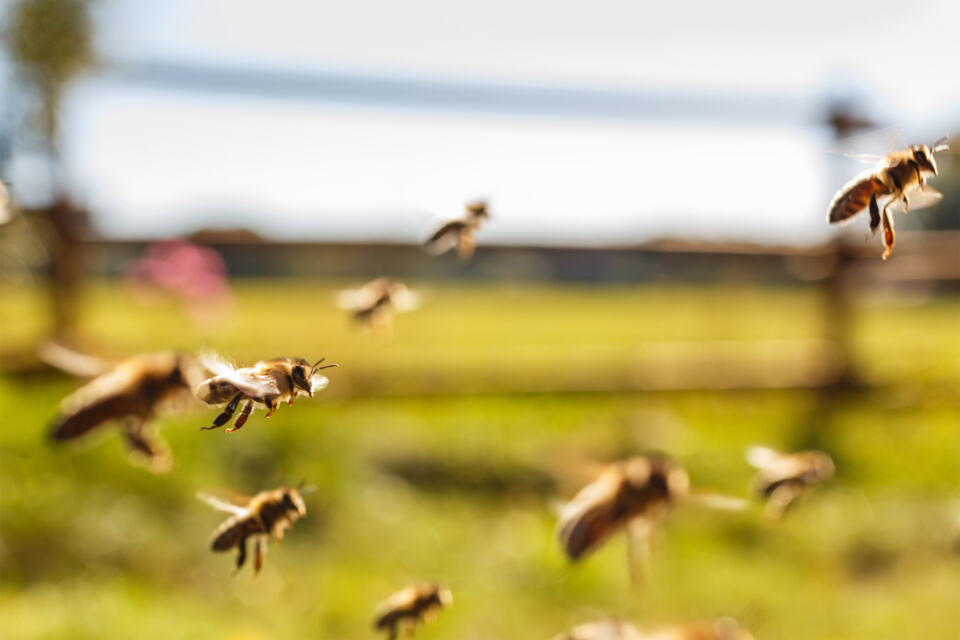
<box><xmin>2</xmin><ymin>0</ymin><xmax>959</xmax><ymax>245</ymax></box>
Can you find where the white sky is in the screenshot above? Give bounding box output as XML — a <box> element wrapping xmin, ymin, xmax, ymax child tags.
<box><xmin>5</xmin><ymin>0</ymin><xmax>960</xmax><ymax>244</ymax></box>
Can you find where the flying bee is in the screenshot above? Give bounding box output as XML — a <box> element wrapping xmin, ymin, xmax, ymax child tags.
<box><xmin>194</xmin><ymin>352</ymin><xmax>336</xmax><ymax>432</ymax></box>
<box><xmin>337</xmin><ymin>277</ymin><xmax>419</xmax><ymax>334</ymax></box>
<box><xmin>198</xmin><ymin>485</ymin><xmax>309</xmax><ymax>575</ymax></box>
<box><xmin>49</xmin><ymin>349</ymin><xmax>204</xmax><ymax>473</ymax></box>
<box><xmin>557</xmin><ymin>455</ymin><xmax>746</xmax><ymax>580</ymax></box>
<box><xmin>550</xmin><ymin>619</ymin><xmax>644</xmax><ymax>640</ymax></box>
<box><xmin>373</xmin><ymin>582</ymin><xmax>452</xmax><ymax>640</ymax></box>
<box><xmin>425</xmin><ymin>200</ymin><xmax>490</xmax><ymax>260</ymax></box>
<box><xmin>828</xmin><ymin>138</ymin><xmax>950</xmax><ymax>259</ymax></box>
<box><xmin>745</xmin><ymin>445</ymin><xmax>834</xmax><ymax>521</ymax></box>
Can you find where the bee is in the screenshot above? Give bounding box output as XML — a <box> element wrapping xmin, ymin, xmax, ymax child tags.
<box><xmin>828</xmin><ymin>138</ymin><xmax>949</xmax><ymax>259</ymax></box>
<box><xmin>425</xmin><ymin>200</ymin><xmax>490</xmax><ymax>260</ymax></box>
<box><xmin>557</xmin><ymin>455</ymin><xmax>690</xmax><ymax>563</ymax></box>
<box><xmin>337</xmin><ymin>277</ymin><xmax>419</xmax><ymax>334</ymax></box>
<box><xmin>198</xmin><ymin>485</ymin><xmax>308</xmax><ymax>575</ymax></box>
<box><xmin>550</xmin><ymin>619</ymin><xmax>644</xmax><ymax>640</ymax></box>
<box><xmin>0</xmin><ymin>179</ymin><xmax>11</xmax><ymax>224</ymax></box>
<box><xmin>648</xmin><ymin>618</ymin><xmax>754</xmax><ymax>640</ymax></box>
<box><xmin>49</xmin><ymin>349</ymin><xmax>203</xmax><ymax>473</ymax></box>
<box><xmin>745</xmin><ymin>445</ymin><xmax>834</xmax><ymax>521</ymax></box>
<box><xmin>194</xmin><ymin>352</ymin><xmax>336</xmax><ymax>432</ymax></box>
<box><xmin>373</xmin><ymin>582</ymin><xmax>452</xmax><ymax>640</ymax></box>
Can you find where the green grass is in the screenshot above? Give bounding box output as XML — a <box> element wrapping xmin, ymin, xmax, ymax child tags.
<box><xmin>1</xmin><ymin>280</ymin><xmax>959</xmax><ymax>639</ymax></box>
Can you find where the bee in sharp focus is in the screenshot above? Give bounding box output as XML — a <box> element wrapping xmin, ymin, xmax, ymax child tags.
<box><xmin>194</xmin><ymin>352</ymin><xmax>336</xmax><ymax>432</ymax></box>
<box><xmin>557</xmin><ymin>455</ymin><xmax>690</xmax><ymax>565</ymax></box>
<box><xmin>373</xmin><ymin>582</ymin><xmax>452</xmax><ymax>640</ymax></box>
<box><xmin>745</xmin><ymin>445</ymin><xmax>834</xmax><ymax>521</ymax></box>
<box><xmin>49</xmin><ymin>349</ymin><xmax>203</xmax><ymax>473</ymax></box>
<box><xmin>198</xmin><ymin>485</ymin><xmax>308</xmax><ymax>576</ymax></box>
<box><xmin>425</xmin><ymin>200</ymin><xmax>490</xmax><ymax>260</ymax></box>
<box><xmin>337</xmin><ymin>277</ymin><xmax>419</xmax><ymax>334</ymax></box>
<box><xmin>550</xmin><ymin>619</ymin><xmax>644</xmax><ymax>640</ymax></box>
<box><xmin>828</xmin><ymin>138</ymin><xmax>949</xmax><ymax>259</ymax></box>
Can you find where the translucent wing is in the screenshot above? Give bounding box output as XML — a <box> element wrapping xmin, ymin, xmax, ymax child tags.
<box><xmin>745</xmin><ymin>445</ymin><xmax>783</xmax><ymax>470</ymax></box>
<box><xmin>199</xmin><ymin>351</ymin><xmax>279</xmax><ymax>397</ymax></box>
<box><xmin>336</xmin><ymin>285</ymin><xmax>377</xmax><ymax>311</ymax></box>
<box><xmin>197</xmin><ymin>491</ymin><xmax>251</xmax><ymax>516</ymax></box>
<box><xmin>895</xmin><ymin>186</ymin><xmax>943</xmax><ymax>213</ymax></box>
<box><xmin>389</xmin><ymin>285</ymin><xmax>420</xmax><ymax>312</ymax></box>
<box><xmin>310</xmin><ymin>373</ymin><xmax>329</xmax><ymax>393</ymax></box>
<box><xmin>39</xmin><ymin>341</ymin><xmax>111</xmax><ymax>378</ymax></box>
<box><xmin>686</xmin><ymin>491</ymin><xmax>750</xmax><ymax>512</ymax></box>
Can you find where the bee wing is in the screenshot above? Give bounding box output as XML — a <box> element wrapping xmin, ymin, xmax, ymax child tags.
<box><xmin>828</xmin><ymin>172</ymin><xmax>886</xmax><ymax>224</ymax></box>
<box><xmin>686</xmin><ymin>491</ymin><xmax>751</xmax><ymax>512</ymax></box>
<box><xmin>899</xmin><ymin>187</ymin><xmax>943</xmax><ymax>212</ymax></box>
<box><xmin>745</xmin><ymin>445</ymin><xmax>783</xmax><ymax>470</ymax></box>
<box><xmin>557</xmin><ymin>472</ymin><xmax>621</xmax><ymax>560</ymax></box>
<box><xmin>390</xmin><ymin>286</ymin><xmax>420</xmax><ymax>311</ymax></box>
<box><xmin>336</xmin><ymin>286</ymin><xmax>377</xmax><ymax>311</ymax></box>
<box><xmin>38</xmin><ymin>341</ymin><xmax>112</xmax><ymax>378</ymax></box>
<box><xmin>425</xmin><ymin>220</ymin><xmax>465</xmax><ymax>255</ymax></box>
<box><xmin>197</xmin><ymin>491</ymin><xmax>252</xmax><ymax>516</ymax></box>
<box><xmin>199</xmin><ymin>351</ymin><xmax>279</xmax><ymax>397</ymax></box>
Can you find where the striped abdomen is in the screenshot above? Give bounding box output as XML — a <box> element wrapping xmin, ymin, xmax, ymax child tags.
<box><xmin>828</xmin><ymin>174</ymin><xmax>889</xmax><ymax>223</ymax></box>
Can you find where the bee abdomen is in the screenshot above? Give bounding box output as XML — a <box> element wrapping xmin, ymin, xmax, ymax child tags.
<box><xmin>195</xmin><ymin>378</ymin><xmax>240</xmax><ymax>405</ymax></box>
<box><xmin>211</xmin><ymin>515</ymin><xmax>264</xmax><ymax>551</ymax></box>
<box><xmin>828</xmin><ymin>176</ymin><xmax>887</xmax><ymax>223</ymax></box>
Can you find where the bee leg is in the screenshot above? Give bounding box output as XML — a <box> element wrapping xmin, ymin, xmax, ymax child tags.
<box><xmin>881</xmin><ymin>204</ymin><xmax>896</xmax><ymax>260</ymax></box>
<box><xmin>253</xmin><ymin>537</ymin><xmax>264</xmax><ymax>575</ymax></box>
<box><xmin>902</xmin><ymin>194</ymin><xmax>909</xmax><ymax>214</ymax></box>
<box><xmin>202</xmin><ymin>393</ymin><xmax>243</xmax><ymax>430</ymax></box>
<box><xmin>264</xmin><ymin>397</ymin><xmax>277</xmax><ymax>418</ymax></box>
<box><xmin>868</xmin><ymin>193</ymin><xmax>880</xmax><ymax>234</ymax></box>
<box><xmin>234</xmin><ymin>536</ymin><xmax>248</xmax><ymax>573</ymax></box>
<box><xmin>226</xmin><ymin>400</ymin><xmax>254</xmax><ymax>433</ymax></box>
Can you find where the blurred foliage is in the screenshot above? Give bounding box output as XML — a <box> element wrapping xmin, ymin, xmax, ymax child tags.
<box><xmin>1</xmin><ymin>281</ymin><xmax>959</xmax><ymax>639</ymax></box>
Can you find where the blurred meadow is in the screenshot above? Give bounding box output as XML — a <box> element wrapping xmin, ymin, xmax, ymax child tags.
<box><xmin>2</xmin><ymin>280</ymin><xmax>960</xmax><ymax>639</ymax></box>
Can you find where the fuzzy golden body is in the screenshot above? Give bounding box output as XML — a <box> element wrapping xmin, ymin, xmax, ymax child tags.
<box><xmin>338</xmin><ymin>277</ymin><xmax>419</xmax><ymax>333</ymax></box>
<box><xmin>746</xmin><ymin>446</ymin><xmax>834</xmax><ymax>521</ymax></box>
<box><xmin>199</xmin><ymin>486</ymin><xmax>307</xmax><ymax>575</ymax></box>
<box><xmin>557</xmin><ymin>456</ymin><xmax>690</xmax><ymax>561</ymax></box>
<box><xmin>425</xmin><ymin>200</ymin><xmax>490</xmax><ymax>260</ymax></box>
<box><xmin>195</xmin><ymin>353</ymin><xmax>335</xmax><ymax>432</ymax></box>
<box><xmin>828</xmin><ymin>141</ymin><xmax>948</xmax><ymax>259</ymax></box>
<box><xmin>373</xmin><ymin>583</ymin><xmax>452</xmax><ymax>640</ymax></box>
<box><xmin>50</xmin><ymin>351</ymin><xmax>201</xmax><ymax>472</ymax></box>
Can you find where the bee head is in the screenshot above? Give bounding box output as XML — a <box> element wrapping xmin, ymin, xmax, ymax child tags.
<box><xmin>291</xmin><ymin>363</ymin><xmax>313</xmax><ymax>396</ymax></box>
<box><xmin>282</xmin><ymin>487</ymin><xmax>308</xmax><ymax>516</ymax></box>
<box><xmin>465</xmin><ymin>200</ymin><xmax>489</xmax><ymax>221</ymax></box>
<box><xmin>913</xmin><ymin>136</ymin><xmax>950</xmax><ymax>177</ymax></box>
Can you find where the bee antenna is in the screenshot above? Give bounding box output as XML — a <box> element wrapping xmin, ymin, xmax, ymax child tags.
<box><xmin>312</xmin><ymin>359</ymin><xmax>338</xmax><ymax>372</ymax></box>
<box><xmin>931</xmin><ymin>135</ymin><xmax>950</xmax><ymax>152</ymax></box>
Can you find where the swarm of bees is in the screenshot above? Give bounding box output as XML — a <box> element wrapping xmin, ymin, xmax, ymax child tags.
<box><xmin>195</xmin><ymin>352</ymin><xmax>337</xmax><ymax>432</ymax></box>
<box><xmin>828</xmin><ymin>138</ymin><xmax>949</xmax><ymax>259</ymax></box>
<box><xmin>337</xmin><ymin>277</ymin><xmax>419</xmax><ymax>334</ymax></box>
<box><xmin>373</xmin><ymin>582</ymin><xmax>452</xmax><ymax>640</ymax></box>
<box><xmin>425</xmin><ymin>200</ymin><xmax>490</xmax><ymax>260</ymax></box>
<box><xmin>746</xmin><ymin>445</ymin><xmax>834</xmax><ymax>521</ymax></box>
<box><xmin>198</xmin><ymin>485</ymin><xmax>309</xmax><ymax>575</ymax></box>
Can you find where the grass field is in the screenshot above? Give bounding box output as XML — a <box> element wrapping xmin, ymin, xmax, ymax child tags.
<box><xmin>1</xmin><ymin>280</ymin><xmax>959</xmax><ymax>639</ymax></box>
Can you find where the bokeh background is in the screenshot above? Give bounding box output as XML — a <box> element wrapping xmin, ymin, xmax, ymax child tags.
<box><xmin>1</xmin><ymin>1</ymin><xmax>959</xmax><ymax>638</ymax></box>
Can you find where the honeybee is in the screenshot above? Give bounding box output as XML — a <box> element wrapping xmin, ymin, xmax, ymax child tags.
<box><xmin>644</xmin><ymin>618</ymin><xmax>754</xmax><ymax>640</ymax></box>
<box><xmin>425</xmin><ymin>200</ymin><xmax>490</xmax><ymax>260</ymax></box>
<box><xmin>198</xmin><ymin>485</ymin><xmax>308</xmax><ymax>575</ymax></box>
<box><xmin>194</xmin><ymin>352</ymin><xmax>336</xmax><ymax>432</ymax></box>
<box><xmin>337</xmin><ymin>277</ymin><xmax>419</xmax><ymax>334</ymax></box>
<box><xmin>49</xmin><ymin>349</ymin><xmax>203</xmax><ymax>473</ymax></box>
<box><xmin>550</xmin><ymin>619</ymin><xmax>644</xmax><ymax>640</ymax></box>
<box><xmin>828</xmin><ymin>138</ymin><xmax>949</xmax><ymax>259</ymax></box>
<box><xmin>373</xmin><ymin>582</ymin><xmax>452</xmax><ymax>640</ymax></box>
<box><xmin>745</xmin><ymin>445</ymin><xmax>834</xmax><ymax>521</ymax></box>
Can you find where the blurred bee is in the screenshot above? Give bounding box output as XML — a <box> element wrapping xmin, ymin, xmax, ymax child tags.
<box><xmin>0</xmin><ymin>179</ymin><xmax>11</xmax><ymax>224</ymax></box>
<box><xmin>828</xmin><ymin>138</ymin><xmax>949</xmax><ymax>259</ymax></box>
<box><xmin>745</xmin><ymin>445</ymin><xmax>834</xmax><ymax>521</ymax></box>
<box><xmin>557</xmin><ymin>455</ymin><xmax>746</xmax><ymax>579</ymax></box>
<box><xmin>557</xmin><ymin>455</ymin><xmax>690</xmax><ymax>565</ymax></box>
<box><xmin>194</xmin><ymin>352</ymin><xmax>336</xmax><ymax>432</ymax></box>
<box><xmin>337</xmin><ymin>277</ymin><xmax>419</xmax><ymax>334</ymax></box>
<box><xmin>198</xmin><ymin>485</ymin><xmax>308</xmax><ymax>575</ymax></box>
<box><xmin>425</xmin><ymin>200</ymin><xmax>490</xmax><ymax>260</ymax></box>
<box><xmin>550</xmin><ymin>619</ymin><xmax>644</xmax><ymax>640</ymax></box>
<box><xmin>49</xmin><ymin>348</ymin><xmax>203</xmax><ymax>473</ymax></box>
<box><xmin>373</xmin><ymin>582</ymin><xmax>452</xmax><ymax>640</ymax></box>
<box><xmin>644</xmin><ymin>618</ymin><xmax>754</xmax><ymax>640</ymax></box>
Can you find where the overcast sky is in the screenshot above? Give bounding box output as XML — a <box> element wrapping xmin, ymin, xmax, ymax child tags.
<box><xmin>3</xmin><ymin>0</ymin><xmax>959</xmax><ymax>244</ymax></box>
